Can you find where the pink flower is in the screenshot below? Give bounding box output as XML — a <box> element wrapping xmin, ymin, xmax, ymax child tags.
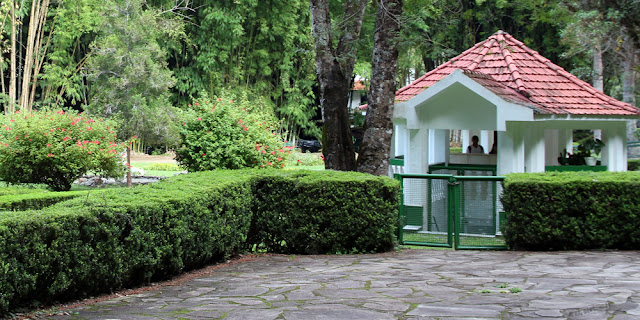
<box><xmin>87</xmin><ymin>127</ymin><xmax>92</xmax><ymax>131</ymax></box>
<box><xmin>195</xmin><ymin>103</ymin><xmax>199</xmax><ymax>106</ymax></box>
<box><xmin>267</xmin><ymin>162</ymin><xmax>272</xmax><ymax>165</ymax></box>
<box><xmin>238</xmin><ymin>119</ymin><xmax>243</xmax><ymax>124</ymax></box>
<box><xmin>46</xmin><ymin>144</ymin><xmax>51</xmax><ymax>147</ymax></box>
<box><xmin>202</xmin><ymin>153</ymin><xmax>206</xmax><ymax>156</ymax></box>
<box><xmin>62</xmin><ymin>137</ymin><xmax>70</xmax><ymax>141</ymax></box>
<box><xmin>133</xmin><ymin>135</ymin><xmax>137</xmax><ymax>139</ymax></box>
<box><xmin>243</xmin><ymin>127</ymin><xmax>248</xmax><ymax>131</ymax></box>
<box><xmin>47</xmin><ymin>153</ymin><xmax>54</xmax><ymax>157</ymax></box>
<box><xmin>197</xmin><ymin>117</ymin><xmax>202</xmax><ymax>121</ymax></box>
<box><xmin>271</xmin><ymin>151</ymin><xmax>276</xmax><ymax>155</ymax></box>
<box><xmin>281</xmin><ymin>164</ymin><xmax>285</xmax><ymax>168</ymax></box>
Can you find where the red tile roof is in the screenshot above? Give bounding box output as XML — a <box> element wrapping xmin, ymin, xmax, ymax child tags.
<box><xmin>396</xmin><ymin>30</ymin><xmax>640</xmax><ymax>116</ymax></box>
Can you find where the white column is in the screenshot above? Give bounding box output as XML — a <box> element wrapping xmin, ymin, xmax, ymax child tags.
<box><xmin>480</xmin><ymin>130</ymin><xmax>490</xmax><ymax>154</ymax></box>
<box><xmin>560</xmin><ymin>128</ymin><xmax>573</xmax><ymax>155</ymax></box>
<box><xmin>525</xmin><ymin>125</ymin><xmax>545</xmax><ymax>172</ymax></box>
<box><xmin>404</xmin><ymin>128</ymin><xmax>429</xmax><ymax>207</ymax></box>
<box><xmin>462</xmin><ymin>129</ymin><xmax>470</xmax><ymax>153</ymax></box>
<box><xmin>444</xmin><ymin>129</ymin><xmax>451</xmax><ymax>166</ymax></box>
<box><xmin>545</xmin><ymin>129</ymin><xmax>560</xmax><ymax>165</ymax></box>
<box><xmin>406</xmin><ymin>128</ymin><xmax>429</xmax><ymax>174</ymax></box>
<box><xmin>497</xmin><ymin>123</ymin><xmax>525</xmax><ymax>175</ymax></box>
<box><xmin>601</xmin><ymin>122</ymin><xmax>627</xmax><ymax>172</ymax></box>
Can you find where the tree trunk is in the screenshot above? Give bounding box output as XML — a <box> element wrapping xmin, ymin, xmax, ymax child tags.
<box><xmin>592</xmin><ymin>42</ymin><xmax>604</xmax><ymax>92</ymax></box>
<box><xmin>357</xmin><ymin>0</ymin><xmax>403</xmax><ymax>175</ymax></box>
<box><xmin>621</xmin><ymin>38</ymin><xmax>638</xmax><ymax>145</ymax></box>
<box><xmin>19</xmin><ymin>0</ymin><xmax>50</xmax><ymax>112</ymax></box>
<box><xmin>8</xmin><ymin>0</ymin><xmax>17</xmax><ymax>113</ymax></box>
<box><xmin>309</xmin><ymin>0</ymin><xmax>369</xmax><ymax>171</ymax></box>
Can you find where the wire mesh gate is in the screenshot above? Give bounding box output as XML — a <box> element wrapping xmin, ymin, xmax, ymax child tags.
<box><xmin>395</xmin><ymin>173</ymin><xmax>507</xmax><ymax>250</ymax></box>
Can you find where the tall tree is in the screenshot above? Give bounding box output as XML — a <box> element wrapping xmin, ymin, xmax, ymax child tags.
<box><xmin>84</xmin><ymin>0</ymin><xmax>179</xmax><ymax>145</ymax></box>
<box><xmin>8</xmin><ymin>0</ymin><xmax>16</xmax><ymax>113</ymax></box>
<box><xmin>357</xmin><ymin>0</ymin><xmax>402</xmax><ymax>175</ymax></box>
<box><xmin>309</xmin><ymin>0</ymin><xmax>369</xmax><ymax>171</ymax></box>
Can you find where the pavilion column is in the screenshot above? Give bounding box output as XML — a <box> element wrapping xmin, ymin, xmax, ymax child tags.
<box><xmin>443</xmin><ymin>129</ymin><xmax>451</xmax><ymax>165</ymax></box>
<box><xmin>406</xmin><ymin>128</ymin><xmax>429</xmax><ymax>174</ymax></box>
<box><xmin>544</xmin><ymin>129</ymin><xmax>559</xmax><ymax>165</ymax></box>
<box><xmin>559</xmin><ymin>129</ymin><xmax>573</xmax><ymax>155</ymax></box>
<box><xmin>497</xmin><ymin>123</ymin><xmax>525</xmax><ymax>175</ymax></box>
<box><xmin>403</xmin><ymin>128</ymin><xmax>430</xmax><ymax>207</ymax></box>
<box><xmin>601</xmin><ymin>122</ymin><xmax>627</xmax><ymax>171</ymax></box>
<box><xmin>525</xmin><ymin>125</ymin><xmax>545</xmax><ymax>172</ymax></box>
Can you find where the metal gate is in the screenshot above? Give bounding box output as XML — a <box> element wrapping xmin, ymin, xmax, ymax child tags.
<box><xmin>395</xmin><ymin>173</ymin><xmax>507</xmax><ymax>250</ymax></box>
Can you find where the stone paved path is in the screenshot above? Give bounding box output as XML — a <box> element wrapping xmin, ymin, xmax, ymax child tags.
<box><xmin>48</xmin><ymin>249</ymin><xmax>640</xmax><ymax>319</ymax></box>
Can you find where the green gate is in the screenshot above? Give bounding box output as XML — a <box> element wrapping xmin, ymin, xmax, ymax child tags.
<box><xmin>395</xmin><ymin>173</ymin><xmax>507</xmax><ymax>250</ymax></box>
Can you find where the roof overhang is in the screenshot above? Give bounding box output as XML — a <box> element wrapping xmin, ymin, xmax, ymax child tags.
<box><xmin>394</xmin><ymin>69</ymin><xmax>535</xmax><ymax>131</ymax></box>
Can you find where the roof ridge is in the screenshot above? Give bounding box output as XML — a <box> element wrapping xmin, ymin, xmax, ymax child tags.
<box><xmin>467</xmin><ymin>39</ymin><xmax>494</xmax><ymax>70</ymax></box>
<box><xmin>496</xmin><ymin>33</ymin><xmax>527</xmax><ymax>93</ymax></box>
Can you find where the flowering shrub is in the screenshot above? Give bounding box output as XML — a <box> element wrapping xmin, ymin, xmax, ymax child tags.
<box><xmin>176</xmin><ymin>97</ymin><xmax>290</xmax><ymax>171</ymax></box>
<box><xmin>0</xmin><ymin>110</ymin><xmax>127</xmax><ymax>191</ymax></box>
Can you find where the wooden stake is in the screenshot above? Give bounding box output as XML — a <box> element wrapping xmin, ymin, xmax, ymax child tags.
<box><xmin>127</xmin><ymin>147</ymin><xmax>132</xmax><ymax>187</ymax></box>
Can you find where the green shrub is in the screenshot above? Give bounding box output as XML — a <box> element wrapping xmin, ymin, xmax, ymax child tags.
<box><xmin>501</xmin><ymin>172</ymin><xmax>640</xmax><ymax>250</ymax></box>
<box><xmin>0</xmin><ymin>110</ymin><xmax>127</xmax><ymax>191</ymax></box>
<box><xmin>0</xmin><ymin>190</ymin><xmax>96</xmax><ymax>211</ymax></box>
<box><xmin>247</xmin><ymin>170</ymin><xmax>399</xmax><ymax>254</ymax></box>
<box><xmin>629</xmin><ymin>159</ymin><xmax>640</xmax><ymax>171</ymax></box>
<box><xmin>0</xmin><ymin>170</ymin><xmax>399</xmax><ymax>315</ymax></box>
<box><xmin>175</xmin><ymin>96</ymin><xmax>289</xmax><ymax>171</ymax></box>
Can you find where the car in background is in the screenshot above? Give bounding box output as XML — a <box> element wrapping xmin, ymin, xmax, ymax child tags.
<box><xmin>297</xmin><ymin>139</ymin><xmax>322</xmax><ymax>153</ymax></box>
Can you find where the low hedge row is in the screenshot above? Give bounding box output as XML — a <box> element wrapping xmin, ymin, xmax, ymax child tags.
<box><xmin>629</xmin><ymin>159</ymin><xmax>640</xmax><ymax>171</ymax></box>
<box><xmin>501</xmin><ymin>171</ymin><xmax>640</xmax><ymax>250</ymax></box>
<box><xmin>0</xmin><ymin>170</ymin><xmax>399</xmax><ymax>314</ymax></box>
<box><xmin>0</xmin><ymin>190</ymin><xmax>95</xmax><ymax>211</ymax></box>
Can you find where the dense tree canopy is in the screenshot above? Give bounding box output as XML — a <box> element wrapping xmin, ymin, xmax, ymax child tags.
<box><xmin>0</xmin><ymin>0</ymin><xmax>637</xmax><ymax>151</ymax></box>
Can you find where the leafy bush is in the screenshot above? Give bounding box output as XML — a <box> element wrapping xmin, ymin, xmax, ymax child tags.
<box><xmin>501</xmin><ymin>172</ymin><xmax>640</xmax><ymax>250</ymax></box>
<box><xmin>248</xmin><ymin>171</ymin><xmax>398</xmax><ymax>254</ymax></box>
<box><xmin>0</xmin><ymin>110</ymin><xmax>127</xmax><ymax>191</ymax></box>
<box><xmin>175</xmin><ymin>96</ymin><xmax>290</xmax><ymax>171</ymax></box>
<box><xmin>0</xmin><ymin>190</ymin><xmax>95</xmax><ymax>211</ymax></box>
<box><xmin>0</xmin><ymin>170</ymin><xmax>399</xmax><ymax>315</ymax></box>
<box><xmin>629</xmin><ymin>159</ymin><xmax>640</xmax><ymax>171</ymax></box>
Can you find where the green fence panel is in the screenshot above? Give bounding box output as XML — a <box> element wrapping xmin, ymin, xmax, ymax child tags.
<box><xmin>395</xmin><ymin>172</ymin><xmax>508</xmax><ymax>250</ymax></box>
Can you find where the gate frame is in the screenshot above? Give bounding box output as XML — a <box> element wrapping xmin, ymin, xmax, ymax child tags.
<box><xmin>395</xmin><ymin>173</ymin><xmax>507</xmax><ymax>250</ymax></box>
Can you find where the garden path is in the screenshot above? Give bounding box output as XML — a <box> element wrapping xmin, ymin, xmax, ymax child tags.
<box><xmin>45</xmin><ymin>249</ymin><xmax>640</xmax><ymax>319</ymax></box>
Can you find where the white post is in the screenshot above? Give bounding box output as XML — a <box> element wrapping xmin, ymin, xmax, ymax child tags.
<box><xmin>480</xmin><ymin>130</ymin><xmax>490</xmax><ymax>154</ymax></box>
<box><xmin>525</xmin><ymin>125</ymin><xmax>546</xmax><ymax>172</ymax></box>
<box><xmin>601</xmin><ymin>122</ymin><xmax>627</xmax><ymax>171</ymax></box>
<box><xmin>462</xmin><ymin>129</ymin><xmax>470</xmax><ymax>153</ymax></box>
<box><xmin>497</xmin><ymin>123</ymin><xmax>525</xmax><ymax>175</ymax></box>
<box><xmin>444</xmin><ymin>129</ymin><xmax>451</xmax><ymax>166</ymax></box>
<box><xmin>545</xmin><ymin>129</ymin><xmax>559</xmax><ymax>165</ymax></box>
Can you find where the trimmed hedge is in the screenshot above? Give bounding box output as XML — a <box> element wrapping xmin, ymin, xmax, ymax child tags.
<box><xmin>629</xmin><ymin>159</ymin><xmax>640</xmax><ymax>171</ymax></box>
<box><xmin>501</xmin><ymin>171</ymin><xmax>640</xmax><ymax>250</ymax></box>
<box><xmin>0</xmin><ymin>190</ymin><xmax>95</xmax><ymax>211</ymax></box>
<box><xmin>0</xmin><ymin>170</ymin><xmax>399</xmax><ymax>314</ymax></box>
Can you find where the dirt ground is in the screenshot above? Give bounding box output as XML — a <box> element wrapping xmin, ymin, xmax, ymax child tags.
<box><xmin>129</xmin><ymin>152</ymin><xmax>177</xmax><ymax>163</ymax></box>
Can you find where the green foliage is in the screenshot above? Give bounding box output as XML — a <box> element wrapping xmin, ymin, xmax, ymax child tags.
<box><xmin>0</xmin><ymin>110</ymin><xmax>126</xmax><ymax>191</ymax></box>
<box><xmin>175</xmin><ymin>96</ymin><xmax>291</xmax><ymax>171</ymax></box>
<box><xmin>84</xmin><ymin>0</ymin><xmax>180</xmax><ymax>146</ymax></box>
<box><xmin>501</xmin><ymin>172</ymin><xmax>640</xmax><ymax>250</ymax></box>
<box><xmin>0</xmin><ymin>169</ymin><xmax>399</xmax><ymax>315</ymax></box>
<box><xmin>169</xmin><ymin>0</ymin><xmax>319</xmax><ymax>138</ymax></box>
<box><xmin>628</xmin><ymin>159</ymin><xmax>640</xmax><ymax>171</ymax></box>
<box><xmin>0</xmin><ymin>190</ymin><xmax>96</xmax><ymax>211</ymax></box>
<box><xmin>248</xmin><ymin>171</ymin><xmax>399</xmax><ymax>254</ymax></box>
